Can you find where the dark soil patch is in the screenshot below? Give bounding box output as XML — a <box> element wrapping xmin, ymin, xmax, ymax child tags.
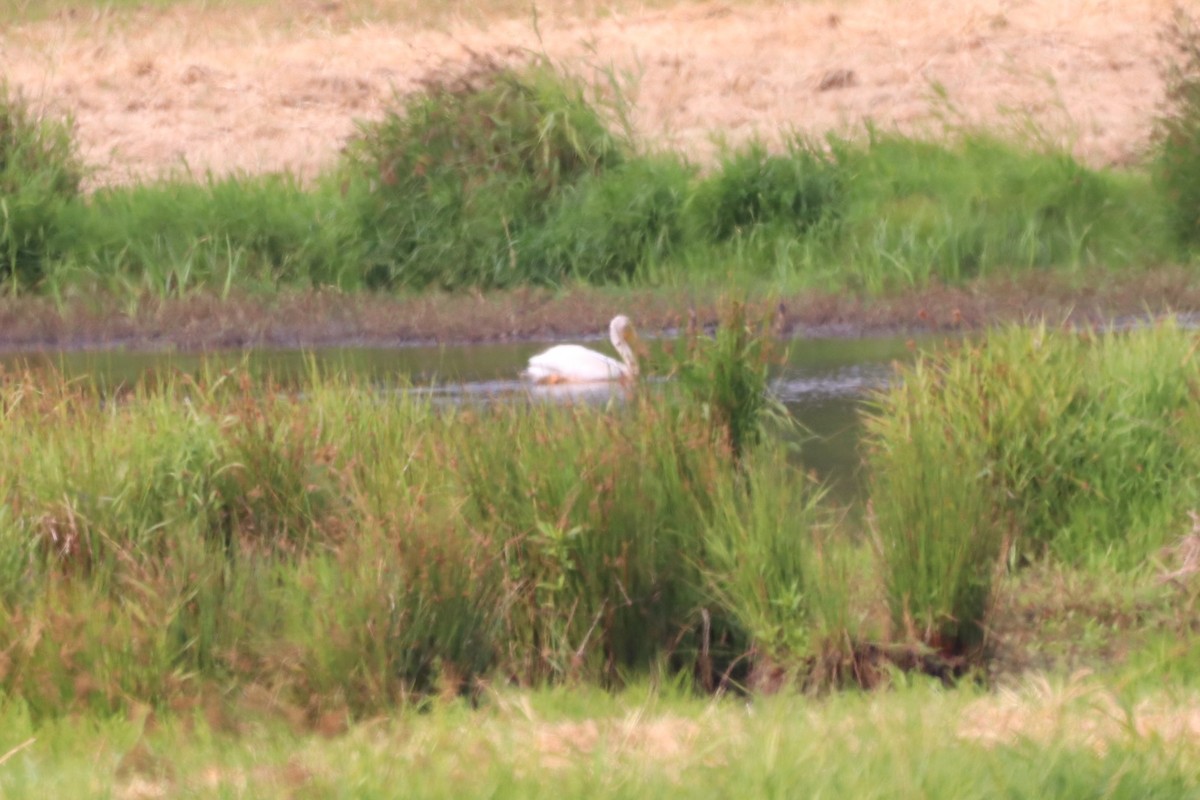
<box><xmin>3</xmin><ymin>267</ymin><xmax>1199</xmax><ymax>352</ymax></box>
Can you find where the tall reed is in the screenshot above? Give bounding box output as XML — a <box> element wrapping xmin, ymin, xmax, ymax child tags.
<box><xmin>702</xmin><ymin>446</ymin><xmax>855</xmax><ymax>687</ymax></box>
<box><xmin>864</xmin><ymin>354</ymin><xmax>1007</xmax><ymax>657</ymax></box>
<box><xmin>673</xmin><ymin>300</ymin><xmax>787</xmax><ymax>462</ymax></box>
<box><xmin>454</xmin><ymin>397</ymin><xmax>740</xmax><ymax>685</ymax></box>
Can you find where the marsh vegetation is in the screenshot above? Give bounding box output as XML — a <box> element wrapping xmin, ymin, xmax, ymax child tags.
<box><xmin>2</xmin><ymin>312</ymin><xmax>1200</xmax><ymax>796</ymax></box>
<box><xmin>0</xmin><ymin>51</ymin><xmax>1191</xmax><ymax>304</ymax></box>
<box><xmin>1</xmin><ymin>316</ymin><xmax>1198</xmax><ymax>702</ymax></box>
<box><xmin>4</xmin><ymin>1</ymin><xmax>1200</xmax><ymax>795</ymax></box>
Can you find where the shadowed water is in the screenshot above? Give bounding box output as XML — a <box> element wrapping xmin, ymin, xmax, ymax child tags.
<box><xmin>0</xmin><ymin>334</ymin><xmax>925</xmax><ymax>502</ymax></box>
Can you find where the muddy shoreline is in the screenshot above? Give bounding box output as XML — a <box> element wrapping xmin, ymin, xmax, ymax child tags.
<box><xmin>2</xmin><ymin>268</ymin><xmax>1197</xmax><ymax>353</ymax></box>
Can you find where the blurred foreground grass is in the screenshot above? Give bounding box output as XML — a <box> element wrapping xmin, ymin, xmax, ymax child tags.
<box><xmin>3</xmin><ymin>678</ymin><xmax>1198</xmax><ymax>798</ymax></box>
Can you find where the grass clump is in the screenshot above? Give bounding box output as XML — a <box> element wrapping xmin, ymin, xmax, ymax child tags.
<box><xmin>673</xmin><ymin>300</ymin><xmax>787</xmax><ymax>462</ymax></box>
<box><xmin>702</xmin><ymin>448</ymin><xmax>856</xmax><ymax>687</ymax></box>
<box><xmin>864</xmin><ymin>320</ymin><xmax>1200</xmax><ymax>659</ymax></box>
<box><xmin>0</xmin><ymin>371</ymin><xmax>477</xmax><ymax>714</ymax></box>
<box><xmin>834</xmin><ymin>131</ymin><xmax>1170</xmax><ymax>289</ymax></box>
<box><xmin>978</xmin><ymin>321</ymin><xmax>1200</xmax><ymax>565</ymax></box>
<box><xmin>455</xmin><ymin>399</ymin><xmax>740</xmax><ymax>686</ymax></box>
<box><xmin>864</xmin><ymin>354</ymin><xmax>1008</xmax><ymax>659</ymax></box>
<box><xmin>1154</xmin><ymin>7</ymin><xmax>1200</xmax><ymax>247</ymax></box>
<box><xmin>0</xmin><ymin>59</ymin><xmax>1185</xmax><ymax>296</ymax></box>
<box><xmin>0</xmin><ymin>308</ymin><xmax>875</xmax><ymax>713</ymax></box>
<box><xmin>5</xmin><ymin>317</ymin><xmax>1200</xmax><ymax>716</ymax></box>
<box><xmin>676</xmin><ymin>302</ymin><xmax>861</xmax><ymax>687</ymax></box>
<box><xmin>0</xmin><ymin>84</ymin><xmax>82</xmax><ymax>290</ymax></box>
<box><xmin>692</xmin><ymin>139</ymin><xmax>842</xmax><ymax>241</ymax></box>
<box><xmin>3</xmin><ymin>54</ymin><xmax>1189</xmax><ymax>297</ymax></box>
<box><xmin>527</xmin><ymin>154</ymin><xmax>693</xmax><ymax>284</ymax></box>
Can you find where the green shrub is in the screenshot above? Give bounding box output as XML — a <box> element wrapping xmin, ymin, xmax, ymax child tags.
<box><xmin>1154</xmin><ymin>7</ymin><xmax>1200</xmax><ymax>247</ymax></box>
<box><xmin>0</xmin><ymin>371</ymin><xmax>487</xmax><ymax>713</ymax></box>
<box><xmin>692</xmin><ymin>139</ymin><xmax>842</xmax><ymax>241</ymax></box>
<box><xmin>341</xmin><ymin>58</ymin><xmax>627</xmax><ymax>289</ymax></box>
<box><xmin>0</xmin><ymin>365</ymin><xmax>773</xmax><ymax>715</ymax></box>
<box><xmin>972</xmin><ymin>323</ymin><xmax>1200</xmax><ymax>565</ymax></box>
<box><xmin>454</xmin><ymin>397</ymin><xmax>742</xmax><ymax>685</ymax></box>
<box><xmin>0</xmin><ymin>84</ymin><xmax>82</xmax><ymax>289</ymax></box>
<box><xmin>526</xmin><ymin>155</ymin><xmax>693</xmax><ymax>284</ymax></box>
<box><xmin>0</xmin><ymin>69</ymin><xmax>1181</xmax><ymax>299</ymax></box>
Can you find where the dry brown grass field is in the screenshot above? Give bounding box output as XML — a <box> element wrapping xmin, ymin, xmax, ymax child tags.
<box><xmin>2</xmin><ymin>0</ymin><xmax>1178</xmax><ymax>188</ymax></box>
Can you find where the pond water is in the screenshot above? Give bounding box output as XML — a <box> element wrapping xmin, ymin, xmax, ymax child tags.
<box><xmin>0</xmin><ymin>334</ymin><xmax>927</xmax><ymax>503</ymax></box>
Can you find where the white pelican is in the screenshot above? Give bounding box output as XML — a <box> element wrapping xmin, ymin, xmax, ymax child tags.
<box><xmin>521</xmin><ymin>315</ymin><xmax>639</xmax><ymax>384</ymax></box>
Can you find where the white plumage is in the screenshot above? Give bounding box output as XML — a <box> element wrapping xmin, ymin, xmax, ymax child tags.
<box><xmin>521</xmin><ymin>315</ymin><xmax>639</xmax><ymax>384</ymax></box>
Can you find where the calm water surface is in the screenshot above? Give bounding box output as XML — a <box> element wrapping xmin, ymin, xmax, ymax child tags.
<box><xmin>1</xmin><ymin>335</ymin><xmax>928</xmax><ymax>502</ymax></box>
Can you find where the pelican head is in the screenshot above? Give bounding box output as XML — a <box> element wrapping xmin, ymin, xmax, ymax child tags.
<box><xmin>609</xmin><ymin>315</ymin><xmax>639</xmax><ymax>378</ymax></box>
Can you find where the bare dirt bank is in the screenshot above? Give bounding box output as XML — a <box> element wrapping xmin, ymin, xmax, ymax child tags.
<box><xmin>3</xmin><ymin>0</ymin><xmax>1177</xmax><ymax>188</ymax></box>
<box><xmin>2</xmin><ymin>268</ymin><xmax>1197</xmax><ymax>352</ymax></box>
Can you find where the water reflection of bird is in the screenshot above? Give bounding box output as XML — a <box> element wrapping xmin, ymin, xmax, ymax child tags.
<box><xmin>521</xmin><ymin>315</ymin><xmax>639</xmax><ymax>384</ymax></box>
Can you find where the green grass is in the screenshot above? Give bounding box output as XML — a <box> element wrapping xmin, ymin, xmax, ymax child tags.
<box><xmin>2</xmin><ymin>680</ymin><xmax>1199</xmax><ymax>798</ymax></box>
<box><xmin>45</xmin><ymin>174</ymin><xmax>346</xmax><ymax>299</ymax></box>
<box><xmin>339</xmin><ymin>57</ymin><xmax>630</xmax><ymax>290</ymax></box>
<box><xmin>7</xmin><ymin>7</ymin><xmax>1200</xmax><ymax>792</ymax></box>
<box><xmin>830</xmin><ymin>131</ymin><xmax>1174</xmax><ymax>290</ymax></box>
<box><xmin>863</xmin><ymin>358</ymin><xmax>1005</xmax><ymax>658</ymax></box>
<box><xmin>990</xmin><ymin>559</ymin><xmax>1200</xmax><ymax>686</ymax></box>
<box><xmin>1152</xmin><ymin>8</ymin><xmax>1200</xmax><ymax>248</ymax></box>
<box><xmin>702</xmin><ymin>448</ymin><xmax>855</xmax><ymax>682</ymax></box>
